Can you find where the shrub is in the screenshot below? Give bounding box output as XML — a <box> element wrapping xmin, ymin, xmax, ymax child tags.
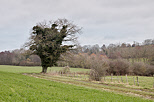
<box><xmin>89</xmin><ymin>57</ymin><xmax>109</xmax><ymax>81</ymax></box>
<box><xmin>133</xmin><ymin>62</ymin><xmax>147</xmax><ymax>76</ymax></box>
<box><xmin>149</xmin><ymin>56</ymin><xmax>154</xmax><ymax>65</ymax></box>
<box><xmin>108</xmin><ymin>59</ymin><xmax>130</xmax><ymax>75</ymax></box>
<box><xmin>145</xmin><ymin>65</ymin><xmax>154</xmax><ymax>76</ymax></box>
<box><xmin>59</xmin><ymin>66</ymin><xmax>70</xmax><ymax>74</ymax></box>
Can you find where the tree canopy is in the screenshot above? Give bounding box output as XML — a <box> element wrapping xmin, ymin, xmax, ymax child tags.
<box><xmin>25</xmin><ymin>19</ymin><xmax>81</xmax><ymax>73</ymax></box>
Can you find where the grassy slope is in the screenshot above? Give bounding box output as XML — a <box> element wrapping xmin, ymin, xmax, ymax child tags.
<box><xmin>0</xmin><ymin>65</ymin><xmax>89</xmax><ymax>73</ymax></box>
<box><xmin>0</xmin><ymin>65</ymin><xmax>153</xmax><ymax>89</ymax></box>
<box><xmin>30</xmin><ymin>73</ymin><xmax>154</xmax><ymax>99</ymax></box>
<box><xmin>104</xmin><ymin>76</ymin><xmax>154</xmax><ymax>89</ymax></box>
<box><xmin>0</xmin><ymin>65</ymin><xmax>42</xmax><ymax>73</ymax></box>
<box><xmin>0</xmin><ymin>71</ymin><xmax>152</xmax><ymax>102</ymax></box>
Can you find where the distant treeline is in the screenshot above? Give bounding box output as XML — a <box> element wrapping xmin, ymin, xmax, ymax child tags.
<box><xmin>77</xmin><ymin>39</ymin><xmax>154</xmax><ymax>61</ymax></box>
<box><xmin>0</xmin><ymin>39</ymin><xmax>154</xmax><ymax>76</ymax></box>
<box><xmin>58</xmin><ymin>39</ymin><xmax>154</xmax><ymax>76</ymax></box>
<box><xmin>0</xmin><ymin>49</ymin><xmax>41</xmax><ymax>66</ymax></box>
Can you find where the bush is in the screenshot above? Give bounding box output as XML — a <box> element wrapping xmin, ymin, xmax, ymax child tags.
<box><xmin>145</xmin><ymin>65</ymin><xmax>154</xmax><ymax>76</ymax></box>
<box><xmin>108</xmin><ymin>59</ymin><xmax>130</xmax><ymax>75</ymax></box>
<box><xmin>149</xmin><ymin>56</ymin><xmax>154</xmax><ymax>65</ymax></box>
<box><xmin>59</xmin><ymin>66</ymin><xmax>70</xmax><ymax>74</ymax></box>
<box><xmin>89</xmin><ymin>56</ymin><xmax>109</xmax><ymax>81</ymax></box>
<box><xmin>132</xmin><ymin>62</ymin><xmax>147</xmax><ymax>76</ymax></box>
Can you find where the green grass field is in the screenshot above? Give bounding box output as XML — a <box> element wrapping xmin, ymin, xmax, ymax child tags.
<box><xmin>0</xmin><ymin>65</ymin><xmax>89</xmax><ymax>73</ymax></box>
<box><xmin>0</xmin><ymin>71</ymin><xmax>152</xmax><ymax>102</ymax></box>
<box><xmin>104</xmin><ymin>75</ymin><xmax>154</xmax><ymax>89</ymax></box>
<box><xmin>0</xmin><ymin>65</ymin><xmax>153</xmax><ymax>101</ymax></box>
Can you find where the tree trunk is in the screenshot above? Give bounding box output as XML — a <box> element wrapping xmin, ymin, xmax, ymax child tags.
<box><xmin>41</xmin><ymin>66</ymin><xmax>48</xmax><ymax>73</ymax></box>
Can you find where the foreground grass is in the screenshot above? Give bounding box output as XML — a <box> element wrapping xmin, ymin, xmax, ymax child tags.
<box><xmin>0</xmin><ymin>71</ymin><xmax>152</xmax><ymax>102</ymax></box>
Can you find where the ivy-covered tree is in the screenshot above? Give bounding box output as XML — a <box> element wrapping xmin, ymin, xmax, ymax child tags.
<box><xmin>25</xmin><ymin>19</ymin><xmax>81</xmax><ymax>73</ymax></box>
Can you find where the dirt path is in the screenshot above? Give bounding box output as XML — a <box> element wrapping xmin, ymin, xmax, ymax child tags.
<box><xmin>24</xmin><ymin>73</ymin><xmax>154</xmax><ymax>100</ymax></box>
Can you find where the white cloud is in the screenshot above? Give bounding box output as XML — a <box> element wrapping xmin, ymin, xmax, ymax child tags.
<box><xmin>0</xmin><ymin>0</ymin><xmax>154</xmax><ymax>51</ymax></box>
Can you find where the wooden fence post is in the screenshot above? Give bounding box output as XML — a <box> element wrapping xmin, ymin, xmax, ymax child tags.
<box><xmin>133</xmin><ymin>77</ymin><xmax>135</xmax><ymax>85</ymax></box>
<box><xmin>121</xmin><ymin>76</ymin><xmax>123</xmax><ymax>83</ymax></box>
<box><xmin>62</xmin><ymin>71</ymin><xmax>63</xmax><ymax>76</ymax></box>
<box><xmin>117</xmin><ymin>75</ymin><xmax>119</xmax><ymax>83</ymax></box>
<box><xmin>111</xmin><ymin>74</ymin><xmax>113</xmax><ymax>82</ymax></box>
<box><xmin>137</xmin><ymin>76</ymin><xmax>139</xmax><ymax>86</ymax></box>
<box><xmin>126</xmin><ymin>74</ymin><xmax>128</xmax><ymax>84</ymax></box>
<box><xmin>153</xmin><ymin>75</ymin><xmax>154</xmax><ymax>88</ymax></box>
<box><xmin>104</xmin><ymin>75</ymin><xmax>106</xmax><ymax>82</ymax></box>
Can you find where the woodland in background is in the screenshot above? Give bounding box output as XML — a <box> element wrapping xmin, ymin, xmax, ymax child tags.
<box><xmin>0</xmin><ymin>39</ymin><xmax>154</xmax><ymax>76</ymax></box>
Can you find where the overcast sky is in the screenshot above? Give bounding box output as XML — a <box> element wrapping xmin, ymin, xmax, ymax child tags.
<box><xmin>0</xmin><ymin>0</ymin><xmax>154</xmax><ymax>51</ymax></box>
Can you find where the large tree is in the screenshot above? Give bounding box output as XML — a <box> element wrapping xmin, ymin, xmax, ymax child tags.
<box><xmin>25</xmin><ymin>19</ymin><xmax>81</xmax><ymax>73</ymax></box>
